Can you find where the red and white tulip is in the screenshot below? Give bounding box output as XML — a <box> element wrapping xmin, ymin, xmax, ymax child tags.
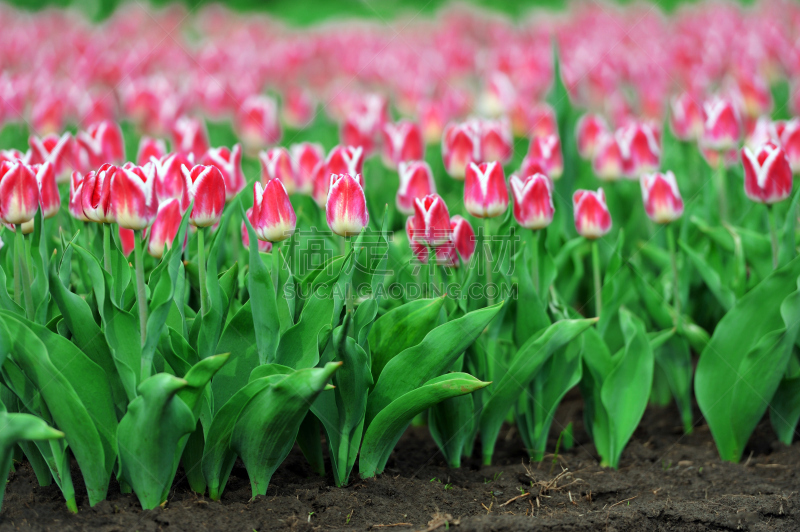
<box><xmin>326</xmin><ymin>173</ymin><xmax>369</xmax><ymax>237</ymax></box>
<box><xmin>412</xmin><ymin>194</ymin><xmax>452</xmax><ymax>246</ymax></box>
<box><xmin>510</xmin><ymin>173</ymin><xmax>554</xmax><ymax>230</ymax></box>
<box><xmin>381</xmin><ymin>120</ymin><xmax>424</xmax><ymax>169</ymax></box>
<box><xmin>741</xmin><ymin>142</ymin><xmax>793</xmax><ymax>204</ymax></box>
<box><xmin>464</xmin><ymin>161</ymin><xmax>508</xmax><ymax>219</ymax></box>
<box><xmin>147</xmin><ymin>198</ymin><xmax>184</xmax><ymax>259</ymax></box>
<box><xmin>290</xmin><ymin>142</ymin><xmax>324</xmax><ymax>195</ymax></box>
<box><xmin>202</xmin><ymin>144</ymin><xmax>245</xmax><ymax>201</ymax></box>
<box><xmin>525</xmin><ymin>134</ymin><xmax>563</xmax><ymax>180</ymax></box>
<box><xmin>111</xmin><ymin>163</ymin><xmax>158</xmax><ymax>230</ymax></box>
<box><xmin>641</xmin><ymin>171</ymin><xmax>684</xmax><ymax>224</ymax></box>
<box><xmin>442</xmin><ymin>121</ymin><xmax>481</xmax><ymax>180</ymax></box>
<box><xmin>181</xmin><ymin>164</ymin><xmax>226</xmax><ymax>227</ymax></box>
<box><xmin>0</xmin><ymin>161</ymin><xmax>39</xmax><ymax>225</ymax></box>
<box><xmin>396</xmin><ymin>160</ymin><xmax>436</xmax><ymax>216</ymax></box>
<box><xmin>573</xmin><ymin>188</ymin><xmax>612</xmax><ymax>239</ymax></box>
<box><xmin>252</xmin><ymin>179</ymin><xmax>297</xmax><ymax>243</ymax></box>
<box><xmin>260</xmin><ymin>147</ymin><xmax>296</xmax><ymax>195</ymax></box>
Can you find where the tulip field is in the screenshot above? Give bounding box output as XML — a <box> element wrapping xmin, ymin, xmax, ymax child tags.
<box><xmin>1</xmin><ymin>0</ymin><xmax>800</xmax><ymax>529</ymax></box>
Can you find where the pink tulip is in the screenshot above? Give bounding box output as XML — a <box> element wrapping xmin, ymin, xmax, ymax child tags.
<box><xmin>235</xmin><ymin>95</ymin><xmax>281</xmax><ymax>153</ymax></box>
<box><xmin>242</xmin><ymin>207</ymin><xmax>272</xmax><ymax>253</ymax></box>
<box><xmin>480</xmin><ymin>118</ymin><xmax>513</xmax><ymax>164</ymax></box>
<box><xmin>526</xmin><ymin>134</ymin><xmax>563</xmax><ymax>180</ymax></box>
<box><xmin>311</xmin><ymin>161</ymin><xmax>330</xmax><ymax>208</ymax></box>
<box><xmin>152</xmin><ymin>152</ymin><xmax>193</xmax><ymax>205</ymax></box>
<box><xmin>119</xmin><ymin>227</ymin><xmax>135</xmax><ymax>257</ymax></box>
<box><xmin>75</xmin><ymin>121</ymin><xmax>125</xmax><ymax>171</ymax></box>
<box><xmin>510</xmin><ymin>173</ymin><xmax>554</xmax><ymax>230</ymax></box>
<box><xmin>617</xmin><ymin>122</ymin><xmax>660</xmax><ymax>178</ymax></box>
<box><xmin>260</xmin><ymin>147</ymin><xmax>296</xmax><ymax>195</ymax></box>
<box><xmin>252</xmin><ymin>180</ymin><xmax>296</xmax><ymax>243</ymax></box>
<box><xmin>326</xmin><ymin>173</ymin><xmax>369</xmax><ymax>237</ymax></box>
<box><xmin>464</xmin><ymin>161</ymin><xmax>508</xmax><ymax>219</ymax></box>
<box><xmin>282</xmin><ymin>87</ymin><xmax>316</xmax><ymax>129</ymax></box>
<box><xmin>32</xmin><ymin>162</ymin><xmax>60</xmax><ymax>219</ymax></box>
<box><xmin>111</xmin><ymin>163</ymin><xmax>157</xmax><ymax>230</ymax></box>
<box><xmin>396</xmin><ymin>161</ymin><xmax>436</xmax><ymax>216</ymax></box>
<box><xmin>81</xmin><ymin>163</ymin><xmax>117</xmax><ymax>223</ymax></box>
<box><xmin>147</xmin><ymin>198</ymin><xmax>184</xmax><ymax>259</ymax></box>
<box><xmin>573</xmin><ymin>188</ymin><xmax>612</xmax><ymax>239</ymax></box>
<box><xmin>741</xmin><ymin>142</ymin><xmax>792</xmax><ymax>204</ymax></box>
<box><xmin>202</xmin><ymin>144</ymin><xmax>245</xmax><ymax>201</ymax></box>
<box><xmin>776</xmin><ymin>119</ymin><xmax>800</xmax><ymax>174</ymax></box>
<box><xmin>451</xmin><ymin>214</ymin><xmax>476</xmax><ymax>263</ymax></box>
<box><xmin>326</xmin><ymin>145</ymin><xmax>364</xmax><ymax>176</ymax></box>
<box><xmin>701</xmin><ymin>97</ymin><xmax>742</xmax><ymax>152</ymax></box>
<box><xmin>412</xmin><ymin>194</ymin><xmax>452</xmax><ymax>246</ymax></box>
<box><xmin>381</xmin><ymin>120</ymin><xmax>424</xmax><ymax>169</ymax></box>
<box><xmin>669</xmin><ymin>92</ymin><xmax>704</xmax><ymax>141</ymax></box>
<box><xmin>182</xmin><ymin>164</ymin><xmax>226</xmax><ymax>227</ymax></box>
<box><xmin>28</xmin><ymin>132</ymin><xmax>74</xmax><ymax>183</ymax></box>
<box><xmin>576</xmin><ymin>113</ymin><xmax>609</xmax><ymax>159</ymax></box>
<box><xmin>442</xmin><ymin>121</ymin><xmax>481</xmax><ymax>180</ymax></box>
<box><xmin>69</xmin><ymin>171</ymin><xmax>89</xmax><ymax>222</ymax></box>
<box><xmin>641</xmin><ymin>171</ymin><xmax>684</xmax><ymax>223</ymax></box>
<box><xmin>171</xmin><ymin>116</ymin><xmax>210</xmax><ymax>158</ymax></box>
<box><xmin>290</xmin><ymin>142</ymin><xmax>324</xmax><ymax>195</ymax></box>
<box><xmin>136</xmin><ymin>137</ymin><xmax>167</xmax><ymax>167</ymax></box>
<box><xmin>0</xmin><ymin>162</ymin><xmax>39</xmax><ymax>225</ymax></box>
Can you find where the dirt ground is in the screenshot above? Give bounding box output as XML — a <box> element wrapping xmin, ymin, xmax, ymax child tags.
<box><xmin>1</xmin><ymin>393</ymin><xmax>798</xmax><ymax>531</ymax></box>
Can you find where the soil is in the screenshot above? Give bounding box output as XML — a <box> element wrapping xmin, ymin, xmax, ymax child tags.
<box><xmin>2</xmin><ymin>393</ymin><xmax>798</xmax><ymax>532</ymax></box>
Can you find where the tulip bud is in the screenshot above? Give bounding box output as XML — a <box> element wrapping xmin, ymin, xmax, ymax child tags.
<box><xmin>290</xmin><ymin>142</ymin><xmax>324</xmax><ymax>195</ymax></box>
<box><xmin>69</xmin><ymin>171</ymin><xmax>89</xmax><ymax>221</ymax></box>
<box><xmin>741</xmin><ymin>142</ymin><xmax>793</xmax><ymax>204</ymax></box>
<box><xmin>282</xmin><ymin>87</ymin><xmax>316</xmax><ymax>130</ymax></box>
<box><xmin>526</xmin><ymin>134</ymin><xmax>563</xmax><ymax>180</ymax></box>
<box><xmin>29</xmin><ymin>132</ymin><xmax>74</xmax><ymax>183</ymax></box>
<box><xmin>259</xmin><ymin>147</ymin><xmax>296</xmax><ymax>195</ymax></box>
<box><xmin>777</xmin><ymin>118</ymin><xmax>800</xmax><ymax>174</ymax></box>
<box><xmin>252</xmin><ymin>180</ymin><xmax>297</xmax><ymax>243</ymax></box>
<box><xmin>510</xmin><ymin>173</ymin><xmax>554</xmax><ymax>230</ymax></box>
<box><xmin>342</xmin><ymin>111</ymin><xmax>379</xmax><ymax>156</ymax></box>
<box><xmin>147</xmin><ymin>198</ymin><xmax>184</xmax><ymax>259</ymax></box>
<box><xmin>136</xmin><ymin>136</ymin><xmax>167</xmax><ymax>167</ymax></box>
<box><xmin>0</xmin><ymin>162</ymin><xmax>39</xmax><ymax>225</ymax></box>
<box><xmin>464</xmin><ymin>161</ymin><xmax>508</xmax><ymax>219</ymax></box>
<box><xmin>480</xmin><ymin>118</ymin><xmax>513</xmax><ymax>164</ymax></box>
<box><xmin>182</xmin><ymin>164</ymin><xmax>226</xmax><ymax>227</ymax></box>
<box><xmin>381</xmin><ymin>120</ymin><xmax>424</xmax><ymax>169</ymax></box>
<box><xmin>202</xmin><ymin>144</ymin><xmax>245</xmax><ymax>201</ymax></box>
<box><xmin>326</xmin><ymin>174</ymin><xmax>369</xmax><ymax>237</ymax></box>
<box><xmin>412</xmin><ymin>194</ymin><xmax>452</xmax><ymax>246</ymax></box>
<box><xmin>242</xmin><ymin>207</ymin><xmax>272</xmax><ymax>253</ymax></box>
<box><xmin>152</xmin><ymin>152</ymin><xmax>193</xmax><ymax>206</ymax></box>
<box><xmin>701</xmin><ymin>97</ymin><xmax>742</xmax><ymax>152</ymax></box>
<box><xmin>119</xmin><ymin>227</ymin><xmax>135</xmax><ymax>257</ymax></box>
<box><xmin>451</xmin><ymin>214</ymin><xmax>476</xmax><ymax>263</ymax></box>
<box><xmin>82</xmin><ymin>163</ymin><xmax>116</xmax><ymax>223</ymax></box>
<box><xmin>576</xmin><ymin>113</ymin><xmax>609</xmax><ymax>159</ymax></box>
<box><xmin>75</xmin><ymin>121</ymin><xmax>125</xmax><ymax>172</ymax></box>
<box><xmin>311</xmin><ymin>161</ymin><xmax>330</xmax><ymax>208</ymax></box>
<box><xmin>442</xmin><ymin>121</ymin><xmax>481</xmax><ymax>179</ymax></box>
<box><xmin>592</xmin><ymin>132</ymin><xmax>627</xmax><ymax>181</ymax></box>
<box><xmin>33</xmin><ymin>162</ymin><xmax>60</xmax><ymax>219</ymax></box>
<box><xmin>573</xmin><ymin>188</ymin><xmax>612</xmax><ymax>239</ymax></box>
<box><xmin>171</xmin><ymin>116</ymin><xmax>210</xmax><ymax>158</ymax></box>
<box><xmin>617</xmin><ymin>122</ymin><xmax>660</xmax><ymax>178</ymax></box>
<box><xmin>111</xmin><ymin>163</ymin><xmax>157</xmax><ymax>230</ymax></box>
<box><xmin>669</xmin><ymin>92</ymin><xmax>704</xmax><ymax>141</ymax></box>
<box><xmin>326</xmin><ymin>145</ymin><xmax>364</xmax><ymax>176</ymax></box>
<box><xmin>396</xmin><ymin>161</ymin><xmax>436</xmax><ymax>216</ymax></box>
<box><xmin>641</xmin><ymin>171</ymin><xmax>684</xmax><ymax>223</ymax></box>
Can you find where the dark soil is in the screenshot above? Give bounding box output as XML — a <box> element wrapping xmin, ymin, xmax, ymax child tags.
<box><xmin>2</xmin><ymin>393</ymin><xmax>798</xmax><ymax>531</ymax></box>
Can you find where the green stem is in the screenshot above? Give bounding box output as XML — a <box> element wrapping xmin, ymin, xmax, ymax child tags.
<box><xmin>102</xmin><ymin>223</ymin><xmax>112</xmax><ymax>274</ymax></box>
<box><xmin>198</xmin><ymin>228</ymin><xmax>208</xmax><ymax>317</ymax></box>
<box><xmin>134</xmin><ymin>231</ymin><xmax>147</xmax><ymax>353</ymax></box>
<box><xmin>767</xmin><ymin>205</ymin><xmax>779</xmax><ymax>270</ymax></box>
<box><xmin>345</xmin><ymin>236</ymin><xmax>353</xmax><ymax>315</ymax></box>
<box><xmin>15</xmin><ymin>226</ymin><xmax>34</xmax><ymax>321</ymax></box>
<box><xmin>591</xmin><ymin>240</ymin><xmax>602</xmax><ymax>319</ymax></box>
<box><xmin>484</xmin><ymin>218</ymin><xmax>494</xmax><ymax>306</ymax></box>
<box><xmin>531</xmin><ymin>230</ymin><xmax>540</xmax><ymax>295</ymax></box>
<box><xmin>12</xmin><ymin>228</ymin><xmax>20</xmax><ymax>305</ymax></box>
<box><xmin>715</xmin><ymin>159</ymin><xmax>728</xmax><ymax>223</ymax></box>
<box><xmin>666</xmin><ymin>223</ymin><xmax>681</xmax><ymax>331</ymax></box>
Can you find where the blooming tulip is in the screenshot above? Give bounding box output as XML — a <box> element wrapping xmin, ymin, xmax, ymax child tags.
<box><xmin>290</xmin><ymin>142</ymin><xmax>324</xmax><ymax>195</ymax></box>
<box><xmin>242</xmin><ymin>207</ymin><xmax>272</xmax><ymax>253</ymax></box>
<box><xmin>592</xmin><ymin>132</ymin><xmax>627</xmax><ymax>181</ymax></box>
<box><xmin>0</xmin><ymin>162</ymin><xmax>39</xmax><ymax>225</ymax></box>
<box><xmin>81</xmin><ymin>164</ymin><xmax>117</xmax><ymax>224</ymax></box>
<box><xmin>396</xmin><ymin>161</ymin><xmax>436</xmax><ymax>216</ymax></box>
<box><xmin>69</xmin><ymin>171</ymin><xmax>89</xmax><ymax>221</ymax></box>
<box><xmin>326</xmin><ymin>174</ymin><xmax>369</xmax><ymax>237</ymax></box>
<box><xmin>618</xmin><ymin>122</ymin><xmax>660</xmax><ymax>178</ymax></box>
<box><xmin>111</xmin><ymin>163</ymin><xmax>157</xmax><ymax>230</ymax></box>
<box><xmin>701</xmin><ymin>97</ymin><xmax>742</xmax><ymax>152</ymax></box>
<box><xmin>152</xmin><ymin>152</ymin><xmax>193</xmax><ymax>205</ymax></box>
<box><xmin>576</xmin><ymin>113</ymin><xmax>609</xmax><ymax>159</ymax></box>
<box><xmin>33</xmin><ymin>162</ymin><xmax>60</xmax><ymax>219</ymax></box>
<box><xmin>442</xmin><ymin>121</ymin><xmax>481</xmax><ymax>179</ymax></box>
<box><xmin>252</xmin><ymin>180</ymin><xmax>296</xmax><ymax>243</ymax></box>
<box><xmin>202</xmin><ymin>144</ymin><xmax>245</xmax><ymax>201</ymax></box>
<box><xmin>526</xmin><ymin>135</ymin><xmax>563</xmax><ymax>180</ymax></box>
<box><xmin>741</xmin><ymin>142</ymin><xmax>792</xmax><ymax>204</ymax></box>
<box><xmin>573</xmin><ymin>188</ymin><xmax>612</xmax><ymax>239</ymax></box>
<box><xmin>510</xmin><ymin>173</ymin><xmax>554</xmax><ymax>230</ymax></box>
<box><xmin>171</xmin><ymin>116</ymin><xmax>210</xmax><ymax>158</ymax></box>
<box><xmin>326</xmin><ymin>145</ymin><xmax>364</xmax><ymax>177</ymax></box>
<box><xmin>136</xmin><ymin>137</ymin><xmax>167</xmax><ymax>167</ymax></box>
<box><xmin>412</xmin><ymin>194</ymin><xmax>452</xmax><ymax>246</ymax></box>
<box><xmin>76</xmin><ymin>121</ymin><xmax>125</xmax><ymax>169</ymax></box>
<box><xmin>182</xmin><ymin>164</ymin><xmax>226</xmax><ymax>227</ymax></box>
<box><xmin>640</xmin><ymin>171</ymin><xmax>684</xmax><ymax>223</ymax></box>
<box><xmin>147</xmin><ymin>198</ymin><xmax>184</xmax><ymax>258</ymax></box>
<box><xmin>464</xmin><ymin>161</ymin><xmax>508</xmax><ymax>219</ymax></box>
<box><xmin>29</xmin><ymin>132</ymin><xmax>73</xmax><ymax>182</ymax></box>
<box><xmin>451</xmin><ymin>215</ymin><xmax>476</xmax><ymax>263</ymax></box>
<box><xmin>381</xmin><ymin>120</ymin><xmax>424</xmax><ymax>169</ymax></box>
<box><xmin>259</xmin><ymin>147</ymin><xmax>296</xmax><ymax>194</ymax></box>
<box><xmin>480</xmin><ymin>118</ymin><xmax>513</xmax><ymax>164</ymax></box>
<box><xmin>669</xmin><ymin>92</ymin><xmax>704</xmax><ymax>141</ymax></box>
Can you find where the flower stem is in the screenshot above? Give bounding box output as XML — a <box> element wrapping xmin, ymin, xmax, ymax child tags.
<box><xmin>768</xmin><ymin>205</ymin><xmax>779</xmax><ymax>270</ymax></box>
<box><xmin>102</xmin><ymin>223</ymin><xmax>112</xmax><ymax>274</ymax></box>
<box><xmin>484</xmin><ymin>217</ymin><xmax>494</xmax><ymax>306</ymax></box>
<box><xmin>198</xmin><ymin>228</ymin><xmax>208</xmax><ymax>317</ymax></box>
<box><xmin>133</xmin><ymin>230</ymin><xmax>147</xmax><ymax>350</ymax></box>
<box><xmin>666</xmin><ymin>223</ymin><xmax>681</xmax><ymax>331</ymax></box>
<box><xmin>345</xmin><ymin>236</ymin><xmax>353</xmax><ymax>315</ymax></box>
<box><xmin>531</xmin><ymin>230</ymin><xmax>540</xmax><ymax>295</ymax></box>
<box><xmin>715</xmin><ymin>159</ymin><xmax>728</xmax><ymax>223</ymax></box>
<box><xmin>15</xmin><ymin>226</ymin><xmax>34</xmax><ymax>321</ymax></box>
<box><xmin>591</xmin><ymin>240</ymin><xmax>602</xmax><ymax>318</ymax></box>
<box><xmin>12</xmin><ymin>228</ymin><xmax>21</xmax><ymax>306</ymax></box>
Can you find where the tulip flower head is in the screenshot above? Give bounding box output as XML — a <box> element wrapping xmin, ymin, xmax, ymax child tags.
<box><xmin>242</xmin><ymin>207</ymin><xmax>272</xmax><ymax>253</ymax></box>
<box><xmin>479</xmin><ymin>118</ymin><xmax>513</xmax><ymax>164</ymax></box>
<box><xmin>640</xmin><ymin>171</ymin><xmax>684</xmax><ymax>224</ymax></box>
<box><xmin>0</xmin><ymin>161</ymin><xmax>39</xmax><ymax>225</ymax></box>
<box><xmin>235</xmin><ymin>95</ymin><xmax>282</xmax><ymax>153</ymax></box>
<box><xmin>510</xmin><ymin>173</ymin><xmax>554</xmax><ymax>230</ymax></box>
<box><xmin>381</xmin><ymin>120</ymin><xmax>424</xmax><ymax>169</ymax></box>
<box><xmin>701</xmin><ymin>97</ymin><xmax>742</xmax><ymax>152</ymax></box>
<box><xmin>526</xmin><ymin>134</ymin><xmax>563</xmax><ymax>179</ymax></box>
<box><xmin>152</xmin><ymin>152</ymin><xmax>193</xmax><ymax>206</ymax></box>
<box><xmin>396</xmin><ymin>160</ymin><xmax>436</xmax><ymax>216</ymax></box>
<box><xmin>464</xmin><ymin>161</ymin><xmax>508</xmax><ymax>219</ymax></box>
<box><xmin>202</xmin><ymin>144</ymin><xmax>245</xmax><ymax>201</ymax></box>
<box><xmin>777</xmin><ymin>118</ymin><xmax>800</xmax><ymax>174</ymax></box>
<box><xmin>259</xmin><ymin>147</ymin><xmax>296</xmax><ymax>195</ymax></box>
<box><xmin>119</xmin><ymin>227</ymin><xmax>135</xmax><ymax>257</ymax></box>
<box><xmin>451</xmin><ymin>214</ymin><xmax>476</xmax><ymax>263</ymax></box>
<box><xmin>592</xmin><ymin>132</ymin><xmax>627</xmax><ymax>181</ymax></box>
<box><xmin>32</xmin><ymin>162</ymin><xmax>60</xmax><ymax>219</ymax></box>
<box><xmin>617</xmin><ymin>122</ymin><xmax>660</xmax><ymax>178</ymax></box>
<box><xmin>75</xmin><ymin>121</ymin><xmax>125</xmax><ymax>172</ymax></box>
<box><xmin>29</xmin><ymin>132</ymin><xmax>74</xmax><ymax>183</ymax></box>
<box><xmin>326</xmin><ymin>173</ymin><xmax>369</xmax><ymax>237</ymax></box>
<box><xmin>69</xmin><ymin>171</ymin><xmax>89</xmax><ymax>221</ymax></box>
<box><xmin>412</xmin><ymin>194</ymin><xmax>452</xmax><ymax>246</ymax></box>
<box><xmin>576</xmin><ymin>113</ymin><xmax>609</xmax><ymax>159</ymax></box>
<box><xmin>147</xmin><ymin>198</ymin><xmax>184</xmax><ymax>258</ymax></box>
<box><xmin>573</xmin><ymin>188</ymin><xmax>612</xmax><ymax>239</ymax></box>
<box><xmin>741</xmin><ymin>142</ymin><xmax>793</xmax><ymax>204</ymax></box>
<box><xmin>136</xmin><ymin>137</ymin><xmax>167</xmax><ymax>167</ymax></box>
<box><xmin>81</xmin><ymin>163</ymin><xmax>117</xmax><ymax>223</ymax></box>
<box><xmin>181</xmin><ymin>164</ymin><xmax>226</xmax><ymax>227</ymax></box>
<box><xmin>111</xmin><ymin>163</ymin><xmax>158</xmax><ymax>230</ymax></box>
<box><xmin>171</xmin><ymin>116</ymin><xmax>210</xmax><ymax>158</ymax></box>
<box><xmin>669</xmin><ymin>92</ymin><xmax>704</xmax><ymax>141</ymax></box>
<box><xmin>252</xmin><ymin>180</ymin><xmax>296</xmax><ymax>243</ymax></box>
<box><xmin>290</xmin><ymin>142</ymin><xmax>324</xmax><ymax>194</ymax></box>
<box><xmin>442</xmin><ymin>120</ymin><xmax>481</xmax><ymax>179</ymax></box>
<box><xmin>326</xmin><ymin>145</ymin><xmax>364</xmax><ymax>177</ymax></box>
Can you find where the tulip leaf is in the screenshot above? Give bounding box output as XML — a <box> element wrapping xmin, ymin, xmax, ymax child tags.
<box><xmin>655</xmin><ymin>334</ymin><xmax>693</xmax><ymax>433</ymax></box>
<box><xmin>679</xmin><ymin>240</ymin><xmax>736</xmax><ymax>311</ymax></box>
<box><xmin>28</xmin><ymin>210</ymin><xmax>50</xmax><ymax>324</ymax></box>
<box><xmin>359</xmin><ymin>373</ymin><xmax>490</xmax><ymax>478</ymax></box>
<box><xmin>196</xmin><ymin>208</ymin><xmax>234</xmax><ymax>360</ymax></box>
<box><xmin>770</xmin><ymin>354</ymin><xmax>800</xmax><ymax>445</ymax></box>
<box><xmin>0</xmin><ymin>264</ymin><xmax>23</xmax><ymax>316</ymax></box>
<box><xmin>428</xmin><ymin>392</ymin><xmax>474</xmax><ymax>468</ymax></box>
<box><xmin>778</xmin><ymin>189</ymin><xmax>800</xmax><ymax>267</ymax></box>
<box><xmin>212</xmin><ymin>301</ymin><xmax>260</xmax><ymax>409</ymax></box>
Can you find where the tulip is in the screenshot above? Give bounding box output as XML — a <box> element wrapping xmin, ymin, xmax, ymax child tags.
<box><xmin>669</xmin><ymin>92</ymin><xmax>704</xmax><ymax>141</ymax></box>
<box><xmin>171</xmin><ymin>116</ymin><xmax>210</xmax><ymax>158</ymax></box>
<box><xmin>290</xmin><ymin>142</ymin><xmax>324</xmax><ymax>195</ymax></box>
<box><xmin>480</xmin><ymin>118</ymin><xmax>513</xmax><ymax>164</ymax></box>
<box><xmin>418</xmin><ymin>99</ymin><xmax>448</xmax><ymax>145</ymax></box>
<box><xmin>592</xmin><ymin>132</ymin><xmax>627</xmax><ymax>181</ymax></box>
<box><xmin>732</xmin><ymin>72</ymin><xmax>772</xmax><ymax>119</ymax></box>
<box><xmin>412</xmin><ymin>194</ymin><xmax>452</xmax><ymax>246</ymax></box>
<box><xmin>136</xmin><ymin>137</ymin><xmax>167</xmax><ymax>167</ymax></box>
<box><xmin>405</xmin><ymin>216</ymin><xmax>456</xmax><ymax>266</ymax></box>
<box><xmin>311</xmin><ymin>161</ymin><xmax>330</xmax><ymax>208</ymax></box>
<box><xmin>381</xmin><ymin>120</ymin><xmax>424</xmax><ymax>169</ymax></box>
<box><xmin>33</xmin><ymin>162</ymin><xmax>60</xmax><ymax>219</ymax></box>
<box><xmin>76</xmin><ymin>121</ymin><xmax>125</xmax><ymax>170</ymax></box>
<box><xmin>0</xmin><ymin>162</ymin><xmax>39</xmax><ymax>225</ymax></box>
<box><xmin>29</xmin><ymin>132</ymin><xmax>74</xmax><ymax>183</ymax></box>
<box><xmin>342</xmin><ymin>111</ymin><xmax>378</xmax><ymax>156</ymax></box>
<box><xmin>405</xmin><ymin>216</ymin><xmax>428</xmax><ymax>263</ymax></box>
<box><xmin>741</xmin><ymin>142</ymin><xmax>792</xmax><ymax>205</ymax></box>
<box><xmin>82</xmin><ymin>164</ymin><xmax>117</xmax><ymax>224</ymax></box>
<box><xmin>326</xmin><ymin>145</ymin><xmax>364</xmax><ymax>176</ymax></box>
<box><xmin>69</xmin><ymin>171</ymin><xmax>89</xmax><ymax>221</ymax></box>
<box><xmin>252</xmin><ymin>180</ymin><xmax>296</xmax><ymax>243</ymax></box>
<box><xmin>510</xmin><ymin>173</ymin><xmax>554</xmax><ymax>230</ymax></box>
<box><xmin>326</xmin><ymin>173</ymin><xmax>369</xmax><ymax>237</ymax></box>
<box><xmin>514</xmin><ymin>103</ymin><xmax>558</xmax><ymax>139</ymax></box>
<box><xmin>442</xmin><ymin>121</ymin><xmax>481</xmax><ymax>180</ymax></box>
<box><xmin>396</xmin><ymin>161</ymin><xmax>436</xmax><ymax>216</ymax></box>
<box><xmin>152</xmin><ymin>152</ymin><xmax>193</xmax><ymax>205</ymax></box>
<box><xmin>242</xmin><ymin>207</ymin><xmax>272</xmax><ymax>253</ymax></box>
<box><xmin>701</xmin><ymin>97</ymin><xmax>742</xmax><ymax>152</ymax></box>
<box><xmin>617</xmin><ymin>122</ymin><xmax>660</xmax><ymax>178</ymax></box>
<box><xmin>0</xmin><ymin>150</ymin><xmax>29</xmax><ymax>165</ymax></box>
<box><xmin>31</xmin><ymin>93</ymin><xmax>65</xmax><ymax>136</ymax></box>
<box><xmin>776</xmin><ymin>118</ymin><xmax>800</xmax><ymax>174</ymax></box>
<box><xmin>526</xmin><ymin>134</ymin><xmax>563</xmax><ymax>180</ymax></box>
<box><xmin>464</xmin><ymin>161</ymin><xmax>508</xmax><ymax>219</ymax></box>
<box><xmin>746</xmin><ymin>117</ymin><xmax>778</xmax><ymax>151</ymax></box>
<box><xmin>235</xmin><ymin>95</ymin><xmax>281</xmax><ymax>154</ymax></box>
<box><xmin>640</xmin><ymin>171</ymin><xmax>684</xmax><ymax>224</ymax></box>
<box><xmin>202</xmin><ymin>144</ymin><xmax>245</xmax><ymax>201</ymax></box>
<box><xmin>147</xmin><ymin>198</ymin><xmax>184</xmax><ymax>258</ymax></box>
<box><xmin>451</xmin><ymin>215</ymin><xmax>475</xmax><ymax>263</ymax></box>
<box><xmin>573</xmin><ymin>188</ymin><xmax>612</xmax><ymax>240</ymax></box>
<box><xmin>576</xmin><ymin>113</ymin><xmax>609</xmax><ymax>159</ymax></box>
<box><xmin>282</xmin><ymin>87</ymin><xmax>316</xmax><ymax>129</ymax></box>
<box><xmin>111</xmin><ymin>163</ymin><xmax>157</xmax><ymax>230</ymax></box>
<box><xmin>182</xmin><ymin>164</ymin><xmax>226</xmax><ymax>228</ymax></box>
<box><xmin>259</xmin><ymin>147</ymin><xmax>296</xmax><ymax>194</ymax></box>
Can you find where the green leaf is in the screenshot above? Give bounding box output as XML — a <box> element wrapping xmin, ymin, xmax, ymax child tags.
<box><xmin>679</xmin><ymin>240</ymin><xmax>736</xmax><ymax>311</ymax></box>
<box><xmin>211</xmin><ymin>301</ymin><xmax>260</xmax><ymax>410</ymax></box>
<box><xmin>770</xmin><ymin>354</ymin><xmax>800</xmax><ymax>445</ymax></box>
<box><xmin>196</xmin><ymin>209</ymin><xmax>234</xmax><ymax>360</ymax></box>
<box><xmin>428</xmin><ymin>393</ymin><xmax>474</xmax><ymax>468</ymax></box>
<box><xmin>359</xmin><ymin>373</ymin><xmax>489</xmax><ymax>478</ymax></box>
